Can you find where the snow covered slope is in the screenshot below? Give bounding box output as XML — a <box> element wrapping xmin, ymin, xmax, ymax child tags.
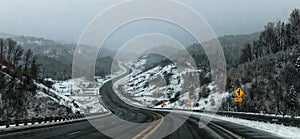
<box><xmin>118</xmin><ymin>57</ymin><xmax>227</xmax><ymax>111</ymax></box>
<box><xmin>48</xmin><ymin>77</ymin><xmax>108</xmax><ymax>114</ymax></box>
<box><xmin>0</xmin><ymin>64</ymin><xmax>81</xmax><ymax>121</ymax></box>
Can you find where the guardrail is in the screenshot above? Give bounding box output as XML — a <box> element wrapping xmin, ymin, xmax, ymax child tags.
<box><xmin>150</xmin><ymin>108</ymin><xmax>300</xmax><ymax>127</ymax></box>
<box><xmin>0</xmin><ymin>114</ymin><xmax>85</xmax><ymax>128</ymax></box>
<box><xmin>214</xmin><ymin>111</ymin><xmax>300</xmax><ymax>128</ymax></box>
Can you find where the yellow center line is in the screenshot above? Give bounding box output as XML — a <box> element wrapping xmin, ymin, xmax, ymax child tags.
<box><xmin>132</xmin><ymin>123</ymin><xmax>154</xmax><ymax>139</ymax></box>
<box><xmin>141</xmin><ymin>113</ymin><xmax>164</xmax><ymax>139</ymax></box>
<box><xmin>132</xmin><ymin>112</ymin><xmax>164</xmax><ymax>139</ymax></box>
<box><xmin>132</xmin><ymin>113</ymin><xmax>157</xmax><ymax>139</ymax></box>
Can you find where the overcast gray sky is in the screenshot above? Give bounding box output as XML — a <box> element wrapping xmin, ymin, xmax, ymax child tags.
<box><xmin>0</xmin><ymin>0</ymin><xmax>299</xmax><ymax>46</ymax></box>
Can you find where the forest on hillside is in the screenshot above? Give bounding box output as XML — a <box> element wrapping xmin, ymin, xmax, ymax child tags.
<box><xmin>130</xmin><ymin>9</ymin><xmax>300</xmax><ymax>118</ymax></box>
<box><xmin>219</xmin><ymin>9</ymin><xmax>300</xmax><ymax>117</ymax></box>
<box><xmin>0</xmin><ymin>38</ymin><xmax>79</xmax><ymax>120</ymax></box>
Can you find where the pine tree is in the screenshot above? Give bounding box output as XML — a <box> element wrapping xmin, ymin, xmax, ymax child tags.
<box><xmin>289</xmin><ymin>9</ymin><xmax>300</xmax><ymax>45</ymax></box>
<box><xmin>0</xmin><ymin>39</ymin><xmax>5</xmax><ymax>62</ymax></box>
<box><xmin>288</xmin><ymin>86</ymin><xmax>297</xmax><ymax>118</ymax></box>
<box><xmin>285</xmin><ymin>23</ymin><xmax>293</xmax><ymax>48</ymax></box>
<box><xmin>252</xmin><ymin>40</ymin><xmax>260</xmax><ymax>59</ymax></box>
<box><xmin>240</xmin><ymin>43</ymin><xmax>252</xmax><ymax>63</ymax></box>
<box><xmin>275</xmin><ymin>21</ymin><xmax>285</xmax><ymax>51</ymax></box>
<box><xmin>296</xmin><ymin>56</ymin><xmax>300</xmax><ymax>71</ymax></box>
<box><xmin>259</xmin><ymin>22</ymin><xmax>279</xmax><ymax>54</ymax></box>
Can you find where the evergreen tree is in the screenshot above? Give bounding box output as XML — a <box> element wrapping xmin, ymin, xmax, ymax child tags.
<box><xmin>259</xmin><ymin>22</ymin><xmax>279</xmax><ymax>54</ymax></box>
<box><xmin>296</xmin><ymin>56</ymin><xmax>300</xmax><ymax>71</ymax></box>
<box><xmin>289</xmin><ymin>9</ymin><xmax>300</xmax><ymax>45</ymax></box>
<box><xmin>240</xmin><ymin>43</ymin><xmax>252</xmax><ymax>63</ymax></box>
<box><xmin>252</xmin><ymin>40</ymin><xmax>260</xmax><ymax>59</ymax></box>
<box><xmin>0</xmin><ymin>39</ymin><xmax>5</xmax><ymax>62</ymax></box>
<box><xmin>275</xmin><ymin>21</ymin><xmax>285</xmax><ymax>51</ymax></box>
<box><xmin>284</xmin><ymin>23</ymin><xmax>293</xmax><ymax>48</ymax></box>
<box><xmin>288</xmin><ymin>86</ymin><xmax>297</xmax><ymax>118</ymax></box>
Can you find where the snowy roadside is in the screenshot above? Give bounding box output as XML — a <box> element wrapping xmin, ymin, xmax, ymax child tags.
<box><xmin>198</xmin><ymin>112</ymin><xmax>300</xmax><ymax>139</ymax></box>
<box><xmin>158</xmin><ymin>109</ymin><xmax>300</xmax><ymax>139</ymax></box>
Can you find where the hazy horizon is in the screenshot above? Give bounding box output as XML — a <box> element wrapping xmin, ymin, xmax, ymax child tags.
<box><xmin>0</xmin><ymin>0</ymin><xmax>299</xmax><ymax>46</ymax></box>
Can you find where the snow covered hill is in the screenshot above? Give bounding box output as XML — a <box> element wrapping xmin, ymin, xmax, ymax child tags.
<box><xmin>48</xmin><ymin>77</ymin><xmax>110</xmax><ymax>114</ymax></box>
<box><xmin>118</xmin><ymin>56</ymin><xmax>228</xmax><ymax>111</ymax></box>
<box><xmin>0</xmin><ymin>64</ymin><xmax>81</xmax><ymax>121</ymax></box>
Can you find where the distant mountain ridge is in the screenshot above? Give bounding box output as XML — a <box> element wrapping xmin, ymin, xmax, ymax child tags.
<box><xmin>0</xmin><ymin>32</ymin><xmax>260</xmax><ymax>80</ymax></box>
<box><xmin>0</xmin><ymin>33</ymin><xmax>116</xmax><ymax>80</ymax></box>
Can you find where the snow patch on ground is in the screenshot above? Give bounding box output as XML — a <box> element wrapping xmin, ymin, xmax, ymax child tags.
<box><xmin>35</xmin><ymin>82</ymin><xmax>82</xmax><ymax>113</ymax></box>
<box><xmin>69</xmin><ymin>96</ymin><xmax>107</xmax><ymax>113</ymax></box>
<box><xmin>47</xmin><ymin>64</ymin><xmax>126</xmax><ymax>114</ymax></box>
<box><xmin>198</xmin><ymin>112</ymin><xmax>300</xmax><ymax>139</ymax></box>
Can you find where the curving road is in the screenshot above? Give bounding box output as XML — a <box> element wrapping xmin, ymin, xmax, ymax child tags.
<box><xmin>0</xmin><ymin>66</ymin><xmax>282</xmax><ymax>139</ymax></box>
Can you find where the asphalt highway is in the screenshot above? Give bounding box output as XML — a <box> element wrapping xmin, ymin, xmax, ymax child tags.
<box><xmin>0</xmin><ymin>66</ymin><xmax>282</xmax><ymax>139</ymax></box>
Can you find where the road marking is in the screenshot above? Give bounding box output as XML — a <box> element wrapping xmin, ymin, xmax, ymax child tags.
<box><xmin>132</xmin><ymin>112</ymin><xmax>164</xmax><ymax>139</ymax></box>
<box><xmin>67</xmin><ymin>131</ymin><xmax>81</xmax><ymax>136</ymax></box>
<box><xmin>98</xmin><ymin>125</ymin><xmax>104</xmax><ymax>127</ymax></box>
<box><xmin>209</xmin><ymin>122</ymin><xmax>244</xmax><ymax>139</ymax></box>
<box><xmin>0</xmin><ymin>130</ymin><xmax>33</xmax><ymax>137</ymax></box>
<box><xmin>142</xmin><ymin>113</ymin><xmax>164</xmax><ymax>139</ymax></box>
<box><xmin>132</xmin><ymin>123</ymin><xmax>153</xmax><ymax>139</ymax></box>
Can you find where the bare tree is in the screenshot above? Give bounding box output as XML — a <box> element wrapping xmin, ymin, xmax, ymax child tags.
<box><xmin>23</xmin><ymin>49</ymin><xmax>33</xmax><ymax>72</ymax></box>
<box><xmin>12</xmin><ymin>45</ymin><xmax>24</xmax><ymax>67</ymax></box>
<box><xmin>30</xmin><ymin>55</ymin><xmax>39</xmax><ymax>78</ymax></box>
<box><xmin>6</xmin><ymin>38</ymin><xmax>16</xmax><ymax>65</ymax></box>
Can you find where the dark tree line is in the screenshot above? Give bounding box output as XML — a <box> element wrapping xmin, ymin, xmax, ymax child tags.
<box><xmin>240</xmin><ymin>9</ymin><xmax>300</xmax><ymax>63</ymax></box>
<box><xmin>0</xmin><ymin>38</ymin><xmax>39</xmax><ymax>78</ymax></box>
<box><xmin>221</xmin><ymin>9</ymin><xmax>300</xmax><ymax>117</ymax></box>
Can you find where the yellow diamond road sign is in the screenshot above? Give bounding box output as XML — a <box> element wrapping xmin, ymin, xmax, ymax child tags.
<box><xmin>234</xmin><ymin>88</ymin><xmax>244</xmax><ymax>97</ymax></box>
